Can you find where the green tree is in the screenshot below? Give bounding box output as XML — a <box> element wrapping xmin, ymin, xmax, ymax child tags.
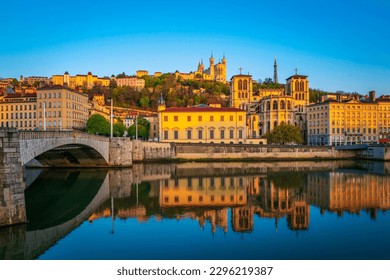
<box><xmin>128</xmin><ymin>124</ymin><xmax>148</xmax><ymax>139</ymax></box>
<box><xmin>139</xmin><ymin>96</ymin><xmax>150</xmax><ymax>109</ymax></box>
<box><xmin>264</xmin><ymin>123</ymin><xmax>303</xmax><ymax>144</ymax></box>
<box><xmin>127</xmin><ymin>117</ymin><xmax>150</xmax><ymax>139</ymax></box>
<box><xmin>86</xmin><ymin>114</ymin><xmax>110</xmax><ymax>136</ymax></box>
<box><xmin>113</xmin><ymin>122</ymin><xmax>126</xmax><ymax>137</ymax></box>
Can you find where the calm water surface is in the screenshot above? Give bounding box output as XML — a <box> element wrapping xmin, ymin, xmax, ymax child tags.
<box><xmin>1</xmin><ymin>161</ymin><xmax>390</xmax><ymax>260</ymax></box>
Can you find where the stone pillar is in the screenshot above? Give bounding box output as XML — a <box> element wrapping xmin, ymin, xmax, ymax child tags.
<box><xmin>108</xmin><ymin>138</ymin><xmax>133</xmax><ymax>167</ymax></box>
<box><xmin>0</xmin><ymin>128</ymin><xmax>26</xmax><ymax>227</ymax></box>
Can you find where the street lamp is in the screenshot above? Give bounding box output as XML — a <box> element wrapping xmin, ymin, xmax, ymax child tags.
<box><xmin>43</xmin><ymin>101</ymin><xmax>46</xmax><ymax>131</ymax></box>
<box><xmin>108</xmin><ymin>98</ymin><xmax>113</xmax><ymax>138</ymax></box>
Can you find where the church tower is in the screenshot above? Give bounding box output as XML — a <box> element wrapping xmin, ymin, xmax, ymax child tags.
<box><xmin>273</xmin><ymin>58</ymin><xmax>278</xmax><ymax>84</ymax></box>
<box><xmin>209</xmin><ymin>53</ymin><xmax>215</xmax><ymax>80</ymax></box>
<box><xmin>157</xmin><ymin>92</ymin><xmax>166</xmax><ymax>112</ymax></box>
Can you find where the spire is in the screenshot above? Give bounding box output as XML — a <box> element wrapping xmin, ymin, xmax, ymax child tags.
<box><xmin>273</xmin><ymin>57</ymin><xmax>278</xmax><ymax>84</ymax></box>
<box><xmin>211</xmin><ymin>51</ymin><xmax>213</xmax><ymax>59</ymax></box>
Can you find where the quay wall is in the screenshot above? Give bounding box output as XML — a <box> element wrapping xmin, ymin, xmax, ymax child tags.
<box><xmin>0</xmin><ymin>129</ymin><xmax>26</xmax><ymax>227</ymax></box>
<box><xmin>132</xmin><ymin>142</ymin><xmax>357</xmax><ymax>162</ymax></box>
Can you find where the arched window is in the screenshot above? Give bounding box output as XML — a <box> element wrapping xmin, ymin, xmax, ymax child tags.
<box><xmin>299</xmin><ymin>93</ymin><xmax>302</xmax><ymax>100</ymax></box>
<box><xmin>295</xmin><ymin>93</ymin><xmax>298</xmax><ymax>100</ymax></box>
<box><xmin>300</xmin><ymin>81</ymin><xmax>304</xmax><ymax>91</ymax></box>
<box><xmin>295</xmin><ymin>81</ymin><xmax>299</xmax><ymax>91</ymax></box>
<box><xmin>245</xmin><ymin>92</ymin><xmax>248</xmax><ymax>98</ymax></box>
<box><xmin>280</xmin><ymin>100</ymin><xmax>285</xmax><ymax>109</ymax></box>
<box><xmin>302</xmin><ymin>93</ymin><xmax>305</xmax><ymax>100</ymax></box>
<box><xmin>238</xmin><ymin>92</ymin><xmax>241</xmax><ymax>98</ymax></box>
<box><xmin>243</xmin><ymin>80</ymin><xmax>248</xmax><ymax>90</ymax></box>
<box><xmin>273</xmin><ymin>100</ymin><xmax>278</xmax><ymax>110</ymax></box>
<box><xmin>238</xmin><ymin>80</ymin><xmax>243</xmax><ymax>90</ymax></box>
<box><xmin>266</xmin><ymin>101</ymin><xmax>271</xmax><ymax>111</ymax></box>
<box><xmin>287</xmin><ymin>101</ymin><xmax>291</xmax><ymax>110</ymax></box>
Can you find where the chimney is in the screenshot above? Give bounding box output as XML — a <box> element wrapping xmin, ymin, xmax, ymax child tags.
<box><xmin>336</xmin><ymin>93</ymin><xmax>341</xmax><ymax>102</ymax></box>
<box><xmin>369</xmin><ymin>90</ymin><xmax>376</xmax><ymax>101</ymax></box>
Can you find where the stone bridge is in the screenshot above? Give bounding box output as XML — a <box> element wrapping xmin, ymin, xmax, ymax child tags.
<box><xmin>0</xmin><ymin>128</ymin><xmax>134</xmax><ymax>228</ymax></box>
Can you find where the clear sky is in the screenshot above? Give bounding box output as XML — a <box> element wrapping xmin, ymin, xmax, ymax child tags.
<box><xmin>1</xmin><ymin>0</ymin><xmax>389</xmax><ymax>94</ymax></box>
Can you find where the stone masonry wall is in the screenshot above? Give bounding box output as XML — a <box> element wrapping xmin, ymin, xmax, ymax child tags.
<box><xmin>0</xmin><ymin>128</ymin><xmax>26</xmax><ymax>227</ymax></box>
<box><xmin>171</xmin><ymin>143</ymin><xmax>357</xmax><ymax>160</ymax></box>
<box><xmin>109</xmin><ymin>138</ymin><xmax>133</xmax><ymax>167</ymax></box>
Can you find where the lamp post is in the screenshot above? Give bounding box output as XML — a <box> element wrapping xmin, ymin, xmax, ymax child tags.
<box><xmin>109</xmin><ymin>98</ymin><xmax>113</xmax><ymax>138</ymax></box>
<box><xmin>43</xmin><ymin>101</ymin><xmax>46</xmax><ymax>131</ymax></box>
<box><xmin>135</xmin><ymin>114</ymin><xmax>138</xmax><ymax>140</ymax></box>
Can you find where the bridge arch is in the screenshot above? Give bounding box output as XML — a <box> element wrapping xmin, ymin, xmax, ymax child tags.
<box><xmin>19</xmin><ymin>131</ymin><xmax>110</xmax><ymax>167</ymax></box>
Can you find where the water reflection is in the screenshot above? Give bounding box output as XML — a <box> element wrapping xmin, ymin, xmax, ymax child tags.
<box><xmin>1</xmin><ymin>160</ymin><xmax>390</xmax><ymax>260</ymax></box>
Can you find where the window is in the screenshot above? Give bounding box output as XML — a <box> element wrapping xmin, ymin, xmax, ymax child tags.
<box><xmin>229</xmin><ymin>130</ymin><xmax>234</xmax><ymax>139</ymax></box>
<box><xmin>174</xmin><ymin>116</ymin><xmax>178</xmax><ymax>122</ymax></box>
<box><xmin>209</xmin><ymin>130</ymin><xmax>214</xmax><ymax>139</ymax></box>
<box><xmin>210</xmin><ymin>116</ymin><xmax>214</xmax><ymax>121</ymax></box>
<box><xmin>220</xmin><ymin>130</ymin><xmax>225</xmax><ymax>139</ymax></box>
<box><xmin>198</xmin><ymin>116</ymin><xmax>202</xmax><ymax>121</ymax></box>
<box><xmin>164</xmin><ymin>130</ymin><xmax>169</xmax><ymax>140</ymax></box>
<box><xmin>187</xmin><ymin>116</ymin><xmax>191</xmax><ymax>122</ymax></box>
<box><xmin>238</xmin><ymin>130</ymin><xmax>243</xmax><ymax>138</ymax></box>
<box><xmin>220</xmin><ymin>116</ymin><xmax>224</xmax><ymax>121</ymax></box>
<box><xmin>187</xmin><ymin>130</ymin><xmax>192</xmax><ymax>139</ymax></box>
<box><xmin>198</xmin><ymin>130</ymin><xmax>203</xmax><ymax>139</ymax></box>
<box><xmin>239</xmin><ymin>116</ymin><xmax>243</xmax><ymax>121</ymax></box>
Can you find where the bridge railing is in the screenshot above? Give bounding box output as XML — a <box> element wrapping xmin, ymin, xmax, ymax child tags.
<box><xmin>19</xmin><ymin>130</ymin><xmax>110</xmax><ymax>142</ymax></box>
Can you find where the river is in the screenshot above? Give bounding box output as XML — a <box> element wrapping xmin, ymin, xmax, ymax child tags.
<box><xmin>1</xmin><ymin>160</ymin><xmax>389</xmax><ymax>260</ymax></box>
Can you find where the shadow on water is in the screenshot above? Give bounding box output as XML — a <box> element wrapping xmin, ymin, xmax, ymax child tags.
<box><xmin>25</xmin><ymin>169</ymin><xmax>107</xmax><ymax>231</ymax></box>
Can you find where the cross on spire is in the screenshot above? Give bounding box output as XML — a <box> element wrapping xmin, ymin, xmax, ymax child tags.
<box><xmin>239</xmin><ymin>67</ymin><xmax>243</xmax><ymax>74</ymax></box>
<box><xmin>295</xmin><ymin>68</ymin><xmax>298</xmax><ymax>75</ymax></box>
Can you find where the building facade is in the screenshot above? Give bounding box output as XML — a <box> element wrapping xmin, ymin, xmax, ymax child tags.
<box><xmin>229</xmin><ymin>66</ymin><xmax>310</xmax><ymax>140</ymax></box>
<box><xmin>115</xmin><ymin>76</ymin><xmax>145</xmax><ymax>90</ymax></box>
<box><xmin>0</xmin><ymin>89</ymin><xmax>37</xmax><ymax>130</ymax></box>
<box><xmin>158</xmin><ymin>101</ymin><xmax>247</xmax><ymax>144</ymax></box>
<box><xmin>37</xmin><ymin>85</ymin><xmax>89</xmax><ymax>130</ymax></box>
<box><xmin>52</xmin><ymin>71</ymin><xmax>110</xmax><ymax>89</ymax></box>
<box><xmin>307</xmin><ymin>92</ymin><xmax>390</xmax><ymax>146</ymax></box>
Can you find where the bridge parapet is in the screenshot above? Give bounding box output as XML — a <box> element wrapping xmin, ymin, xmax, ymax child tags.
<box><xmin>19</xmin><ymin>131</ymin><xmax>110</xmax><ymax>142</ymax></box>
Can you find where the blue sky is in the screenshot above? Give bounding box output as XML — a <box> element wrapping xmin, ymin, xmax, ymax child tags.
<box><xmin>1</xmin><ymin>0</ymin><xmax>389</xmax><ymax>94</ymax></box>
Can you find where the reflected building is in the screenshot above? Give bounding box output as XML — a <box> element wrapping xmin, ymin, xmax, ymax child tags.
<box><xmin>307</xmin><ymin>172</ymin><xmax>390</xmax><ymax>217</ymax></box>
<box><xmin>159</xmin><ymin>177</ymin><xmax>247</xmax><ymax>207</ymax></box>
<box><xmin>254</xmin><ymin>177</ymin><xmax>310</xmax><ymax>230</ymax></box>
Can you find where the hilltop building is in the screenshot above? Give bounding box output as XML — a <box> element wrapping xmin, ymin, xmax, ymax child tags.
<box><xmin>52</xmin><ymin>71</ymin><xmax>110</xmax><ymax>89</ymax></box>
<box><xmin>175</xmin><ymin>54</ymin><xmax>227</xmax><ymax>83</ymax></box>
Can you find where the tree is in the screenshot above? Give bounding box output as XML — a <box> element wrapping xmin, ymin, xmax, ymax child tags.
<box><xmin>264</xmin><ymin>123</ymin><xmax>303</xmax><ymax>144</ymax></box>
<box><xmin>139</xmin><ymin>96</ymin><xmax>150</xmax><ymax>109</ymax></box>
<box><xmin>113</xmin><ymin>122</ymin><xmax>126</xmax><ymax>137</ymax></box>
<box><xmin>128</xmin><ymin>124</ymin><xmax>148</xmax><ymax>139</ymax></box>
<box><xmin>11</xmin><ymin>78</ymin><xmax>19</xmax><ymax>87</ymax></box>
<box><xmin>86</xmin><ymin>114</ymin><xmax>110</xmax><ymax>136</ymax></box>
<box><xmin>127</xmin><ymin>117</ymin><xmax>150</xmax><ymax>139</ymax></box>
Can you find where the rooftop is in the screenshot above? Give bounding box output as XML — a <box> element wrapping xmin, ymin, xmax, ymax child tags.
<box><xmin>162</xmin><ymin>106</ymin><xmax>245</xmax><ymax>113</ymax></box>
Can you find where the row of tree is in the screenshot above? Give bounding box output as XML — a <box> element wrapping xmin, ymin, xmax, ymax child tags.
<box><xmin>86</xmin><ymin>114</ymin><xmax>150</xmax><ymax>139</ymax></box>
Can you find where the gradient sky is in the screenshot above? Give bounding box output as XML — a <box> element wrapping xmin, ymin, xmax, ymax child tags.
<box><xmin>1</xmin><ymin>0</ymin><xmax>389</xmax><ymax>94</ymax></box>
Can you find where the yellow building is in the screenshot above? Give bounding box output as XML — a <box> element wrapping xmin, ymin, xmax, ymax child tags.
<box><xmin>0</xmin><ymin>88</ymin><xmax>37</xmax><ymax>130</ymax></box>
<box><xmin>37</xmin><ymin>85</ymin><xmax>89</xmax><ymax>130</ymax></box>
<box><xmin>136</xmin><ymin>70</ymin><xmax>149</xmax><ymax>78</ymax></box>
<box><xmin>158</xmin><ymin>98</ymin><xmax>247</xmax><ymax>143</ymax></box>
<box><xmin>307</xmin><ymin>92</ymin><xmax>390</xmax><ymax>145</ymax></box>
<box><xmin>52</xmin><ymin>71</ymin><xmax>110</xmax><ymax>89</ymax></box>
<box><xmin>88</xmin><ymin>95</ymin><xmax>110</xmax><ymax>121</ymax></box>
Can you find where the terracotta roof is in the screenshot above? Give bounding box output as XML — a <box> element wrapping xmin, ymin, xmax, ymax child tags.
<box><xmin>162</xmin><ymin>107</ymin><xmax>245</xmax><ymax>113</ymax></box>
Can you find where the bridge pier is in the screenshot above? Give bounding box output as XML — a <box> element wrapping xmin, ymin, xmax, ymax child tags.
<box><xmin>0</xmin><ymin>128</ymin><xmax>26</xmax><ymax>227</ymax></box>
